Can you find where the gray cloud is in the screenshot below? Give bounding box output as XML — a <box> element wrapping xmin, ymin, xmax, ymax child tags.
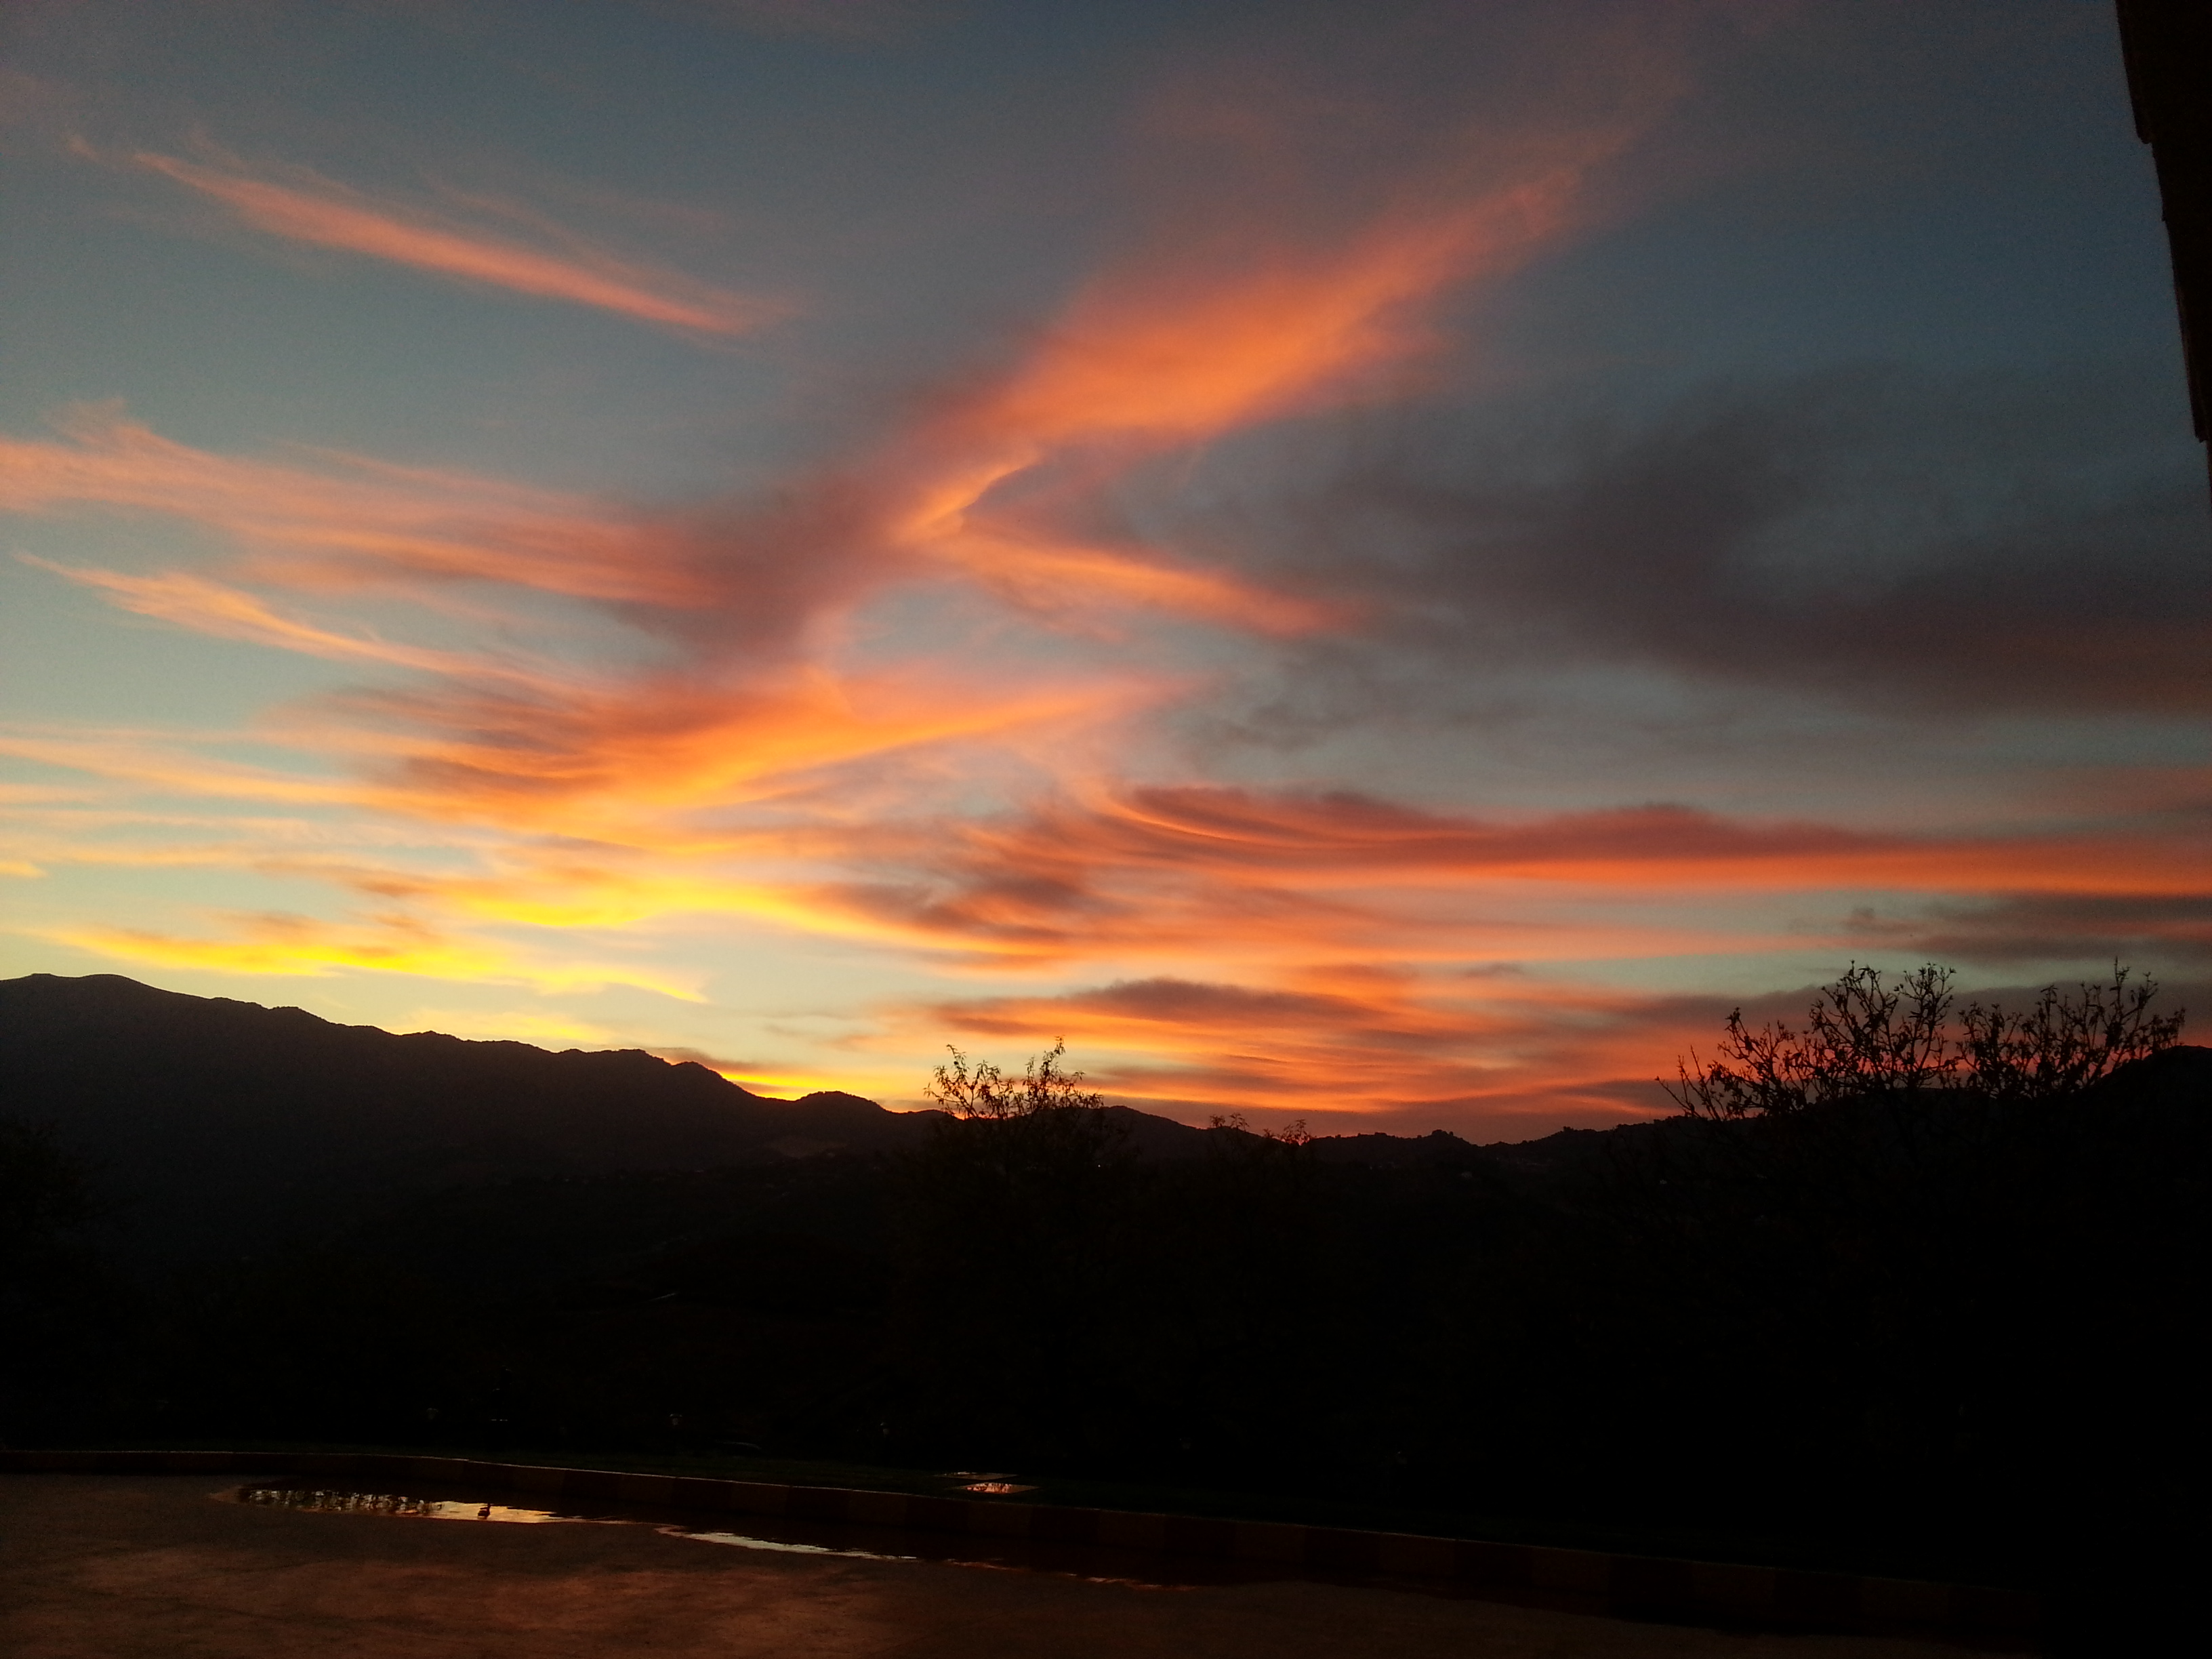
<box><xmin>1208</xmin><ymin>363</ymin><xmax>2210</xmax><ymax>723</ymax></box>
<box><xmin>1838</xmin><ymin>893</ymin><xmax>2212</xmax><ymax>970</ymax></box>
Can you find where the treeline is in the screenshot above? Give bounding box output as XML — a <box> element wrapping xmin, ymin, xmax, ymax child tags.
<box><xmin>890</xmin><ymin>1035</ymin><xmax>2204</xmax><ymax>1559</ymax></box>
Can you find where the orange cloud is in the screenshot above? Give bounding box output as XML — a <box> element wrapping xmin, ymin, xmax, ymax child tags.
<box><xmin>337</xmin><ymin>661</ymin><xmax>1157</xmax><ymax>834</ymax></box>
<box><xmin>929</xmin><ymin>531</ymin><xmax>1341</xmax><ymax>637</ymax></box>
<box><xmin>972</xmin><ymin>180</ymin><xmax>1582</xmax><ymax>452</ymax></box>
<box><xmin>794</xmin><ymin>787</ymin><xmax>2210</xmax><ymax>970</ymax></box>
<box><xmin>25</xmin><ymin>560</ymin><xmax>554</xmax><ymax>682</ymax></box>
<box><xmin>907</xmin><ymin>968</ymin><xmax>1700</xmax><ymax>1124</ymax></box>
<box><xmin>133</xmin><ymin>148</ymin><xmax>790</xmax><ymax>336</ymax></box>
<box><xmin>1</xmin><ymin>406</ymin><xmax>705</xmax><ymax>603</ymax></box>
<box><xmin>0</xmin><ymin>730</ymin><xmax>368</xmax><ymax>809</ymax></box>
<box><xmin>1118</xmin><ymin>788</ymin><xmax>2205</xmax><ymax>892</ymax></box>
<box><xmin>873</xmin><ymin>155</ymin><xmax>1612</xmax><ymax>635</ymax></box>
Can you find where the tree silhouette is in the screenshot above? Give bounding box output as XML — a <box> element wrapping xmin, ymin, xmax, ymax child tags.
<box><xmin>1957</xmin><ymin>964</ymin><xmax>2187</xmax><ymax>1101</ymax></box>
<box><xmin>924</xmin><ymin>1038</ymin><xmax>1104</xmax><ymax>1119</ymax></box>
<box><xmin>1668</xmin><ymin>961</ymin><xmax>2185</xmax><ymax>1118</ymax></box>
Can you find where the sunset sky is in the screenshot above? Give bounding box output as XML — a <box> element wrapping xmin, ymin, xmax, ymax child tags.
<box><xmin>2</xmin><ymin>0</ymin><xmax>2205</xmax><ymax>1136</ymax></box>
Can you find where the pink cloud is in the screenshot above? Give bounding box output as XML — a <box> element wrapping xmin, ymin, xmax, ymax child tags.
<box><xmin>132</xmin><ymin>147</ymin><xmax>791</xmax><ymax>337</ymax></box>
<box><xmin>0</xmin><ymin>405</ymin><xmax>708</xmax><ymax>603</ymax></box>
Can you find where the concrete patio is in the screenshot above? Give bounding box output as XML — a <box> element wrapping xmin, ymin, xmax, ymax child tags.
<box><xmin>1</xmin><ymin>1473</ymin><xmax>1996</xmax><ymax>1658</ymax></box>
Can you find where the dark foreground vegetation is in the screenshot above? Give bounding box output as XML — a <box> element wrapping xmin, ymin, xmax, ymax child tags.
<box><xmin>1</xmin><ymin>968</ymin><xmax>2203</xmax><ymax>1650</ymax></box>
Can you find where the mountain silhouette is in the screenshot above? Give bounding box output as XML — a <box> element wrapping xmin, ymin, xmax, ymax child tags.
<box><xmin>0</xmin><ymin>974</ymin><xmax>958</xmax><ymax>1259</ymax></box>
<box><xmin>0</xmin><ymin>974</ymin><xmax>1258</xmax><ymax>1258</ymax></box>
<box><xmin>0</xmin><ymin>972</ymin><xmax>1740</xmax><ymax>1263</ymax></box>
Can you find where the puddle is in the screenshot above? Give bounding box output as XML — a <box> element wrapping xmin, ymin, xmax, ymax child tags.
<box><xmin>222</xmin><ymin>1482</ymin><xmax>1270</xmax><ymax>1587</ymax></box>
<box><xmin>232</xmin><ymin>1483</ymin><xmax>920</xmax><ymax>1562</ymax></box>
<box><xmin>684</xmin><ymin>1530</ymin><xmax>913</xmax><ymax>1560</ymax></box>
<box><xmin>938</xmin><ymin>1471</ymin><xmax>1038</xmax><ymax>1495</ymax></box>
<box><xmin>237</xmin><ymin>1487</ymin><xmax>590</xmax><ymax>1525</ymax></box>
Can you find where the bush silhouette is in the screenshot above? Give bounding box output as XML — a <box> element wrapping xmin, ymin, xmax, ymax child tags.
<box><xmin>1667</xmin><ymin>962</ymin><xmax>2184</xmax><ymax>1118</ymax></box>
<box><xmin>923</xmin><ymin>1037</ymin><xmax>1105</xmax><ymax>1118</ymax></box>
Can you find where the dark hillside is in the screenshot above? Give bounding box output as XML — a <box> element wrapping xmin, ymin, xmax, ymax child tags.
<box><xmin>0</xmin><ymin>975</ymin><xmax>1394</xmax><ymax>1260</ymax></box>
<box><xmin>0</xmin><ymin>973</ymin><xmax>938</xmax><ymax>1258</ymax></box>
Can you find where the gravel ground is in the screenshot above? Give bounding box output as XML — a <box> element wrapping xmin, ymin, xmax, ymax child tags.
<box><xmin>0</xmin><ymin>1475</ymin><xmax>1989</xmax><ymax>1658</ymax></box>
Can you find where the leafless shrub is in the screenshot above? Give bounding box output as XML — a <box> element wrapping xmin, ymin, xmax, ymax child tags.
<box><xmin>1666</xmin><ymin>962</ymin><xmax>2184</xmax><ymax>1119</ymax></box>
<box><xmin>925</xmin><ymin>1038</ymin><xmax>1104</xmax><ymax>1119</ymax></box>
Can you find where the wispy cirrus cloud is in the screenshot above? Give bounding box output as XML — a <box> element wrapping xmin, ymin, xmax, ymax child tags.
<box><xmin>123</xmin><ymin>144</ymin><xmax>791</xmax><ymax>337</ymax></box>
<box><xmin>796</xmin><ymin>786</ymin><xmax>2211</xmax><ymax>968</ymax></box>
<box><xmin>1</xmin><ymin>122</ymin><xmax>1610</xmax><ymax>840</ymax></box>
<box><xmin>907</xmin><ymin>968</ymin><xmax>1721</xmax><ymax>1128</ymax></box>
<box><xmin>0</xmin><ymin>729</ymin><xmax>370</xmax><ymax>810</ymax></box>
<box><xmin>960</xmin><ymin>183</ymin><xmax>1583</xmax><ymax>451</ymax></box>
<box><xmin>24</xmin><ymin>559</ymin><xmax>553</xmax><ymax>682</ymax></box>
<box><xmin>0</xmin><ymin>405</ymin><xmax>705</xmax><ymax>602</ymax></box>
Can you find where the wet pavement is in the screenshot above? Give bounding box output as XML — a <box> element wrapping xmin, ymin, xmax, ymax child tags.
<box><xmin>1</xmin><ymin>1473</ymin><xmax>1994</xmax><ymax>1658</ymax></box>
<box><xmin>220</xmin><ymin>1477</ymin><xmax>1290</xmax><ymax>1584</ymax></box>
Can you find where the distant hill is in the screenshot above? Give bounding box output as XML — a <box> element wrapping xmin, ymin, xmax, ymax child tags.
<box><xmin>0</xmin><ymin>972</ymin><xmax>1599</xmax><ymax>1261</ymax></box>
<box><xmin>0</xmin><ymin>973</ymin><xmax>953</xmax><ymax>1259</ymax></box>
<box><xmin>0</xmin><ymin>972</ymin><xmax>1264</xmax><ymax>1256</ymax></box>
